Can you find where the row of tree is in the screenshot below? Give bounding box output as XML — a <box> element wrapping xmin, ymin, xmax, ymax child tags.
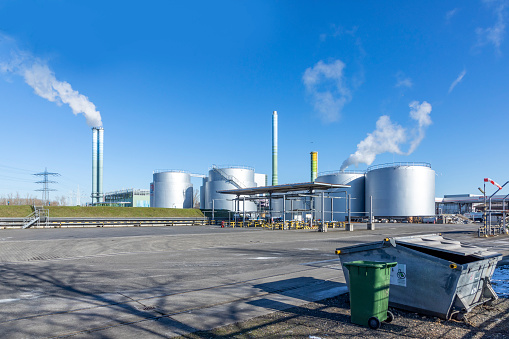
<box><xmin>0</xmin><ymin>193</ymin><xmax>66</xmax><ymax>206</ymax></box>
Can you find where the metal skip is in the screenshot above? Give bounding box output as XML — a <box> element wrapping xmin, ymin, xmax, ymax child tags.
<box><xmin>336</xmin><ymin>234</ymin><xmax>502</xmax><ymax>319</ymax></box>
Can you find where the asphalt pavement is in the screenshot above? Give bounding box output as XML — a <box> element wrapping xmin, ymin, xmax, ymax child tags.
<box><xmin>0</xmin><ymin>223</ymin><xmax>507</xmax><ymax>338</ymax></box>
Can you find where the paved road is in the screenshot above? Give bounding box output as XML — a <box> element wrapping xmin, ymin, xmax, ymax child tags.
<box><xmin>0</xmin><ymin>223</ymin><xmax>507</xmax><ymax>338</ymax></box>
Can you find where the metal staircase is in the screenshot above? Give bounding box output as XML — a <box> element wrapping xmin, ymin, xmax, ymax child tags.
<box><xmin>211</xmin><ymin>165</ymin><xmax>246</xmax><ymax>189</ymax></box>
<box><xmin>23</xmin><ymin>206</ymin><xmax>49</xmax><ymax>229</ymax></box>
<box><xmin>211</xmin><ymin>165</ymin><xmax>268</xmax><ymax>211</ymax></box>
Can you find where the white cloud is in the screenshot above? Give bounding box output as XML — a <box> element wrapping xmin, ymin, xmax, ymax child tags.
<box><xmin>476</xmin><ymin>0</ymin><xmax>507</xmax><ymax>53</ymax></box>
<box><xmin>448</xmin><ymin>70</ymin><xmax>467</xmax><ymax>93</ymax></box>
<box><xmin>395</xmin><ymin>72</ymin><xmax>413</xmax><ymax>88</ymax></box>
<box><xmin>303</xmin><ymin>60</ymin><xmax>352</xmax><ymax>122</ymax></box>
<box><xmin>446</xmin><ymin>8</ymin><xmax>459</xmax><ymax>22</ymax></box>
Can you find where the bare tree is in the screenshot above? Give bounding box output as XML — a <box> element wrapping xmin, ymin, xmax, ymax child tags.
<box><xmin>59</xmin><ymin>195</ymin><xmax>67</xmax><ymax>206</ymax></box>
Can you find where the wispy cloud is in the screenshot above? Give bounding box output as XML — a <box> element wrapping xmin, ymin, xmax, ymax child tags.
<box><xmin>476</xmin><ymin>0</ymin><xmax>507</xmax><ymax>53</ymax></box>
<box><xmin>446</xmin><ymin>8</ymin><xmax>459</xmax><ymax>23</ymax></box>
<box><xmin>395</xmin><ymin>72</ymin><xmax>413</xmax><ymax>88</ymax></box>
<box><xmin>0</xmin><ymin>33</ymin><xmax>102</xmax><ymax>127</ymax></box>
<box><xmin>303</xmin><ymin>59</ymin><xmax>352</xmax><ymax>122</ymax></box>
<box><xmin>340</xmin><ymin>101</ymin><xmax>432</xmax><ymax>170</ymax></box>
<box><xmin>448</xmin><ymin>70</ymin><xmax>467</xmax><ymax>93</ymax></box>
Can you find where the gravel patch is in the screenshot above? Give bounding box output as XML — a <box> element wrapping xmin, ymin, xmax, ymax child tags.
<box><xmin>177</xmin><ymin>294</ymin><xmax>509</xmax><ymax>339</ymax></box>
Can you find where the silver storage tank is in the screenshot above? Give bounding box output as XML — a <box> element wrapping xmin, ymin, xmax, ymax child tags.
<box><xmin>152</xmin><ymin>170</ymin><xmax>193</xmax><ymax>208</ymax></box>
<box><xmin>203</xmin><ymin>166</ymin><xmax>257</xmax><ymax>211</ymax></box>
<box><xmin>254</xmin><ymin>173</ymin><xmax>267</xmax><ymax>187</ymax></box>
<box><xmin>200</xmin><ymin>177</ymin><xmax>208</xmax><ymax>210</ymax></box>
<box><xmin>365</xmin><ymin>163</ymin><xmax>435</xmax><ymax>217</ymax></box>
<box><xmin>315</xmin><ymin>171</ymin><xmax>366</xmax><ymax>221</ymax></box>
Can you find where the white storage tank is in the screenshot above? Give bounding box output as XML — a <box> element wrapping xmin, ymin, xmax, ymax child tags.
<box><xmin>202</xmin><ymin>166</ymin><xmax>258</xmax><ymax>211</ymax></box>
<box><xmin>365</xmin><ymin>163</ymin><xmax>435</xmax><ymax>217</ymax></box>
<box><xmin>315</xmin><ymin>171</ymin><xmax>366</xmax><ymax>221</ymax></box>
<box><xmin>151</xmin><ymin>170</ymin><xmax>193</xmax><ymax>208</ymax></box>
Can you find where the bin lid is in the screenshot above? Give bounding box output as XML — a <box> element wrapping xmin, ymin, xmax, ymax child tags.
<box><xmin>337</xmin><ymin>234</ymin><xmax>502</xmax><ymax>260</ymax></box>
<box><xmin>343</xmin><ymin>260</ymin><xmax>397</xmax><ymax>269</ymax></box>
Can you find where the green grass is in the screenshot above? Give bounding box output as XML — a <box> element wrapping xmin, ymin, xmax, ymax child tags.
<box><xmin>0</xmin><ymin>205</ymin><xmax>33</xmax><ymax>218</ymax></box>
<box><xmin>0</xmin><ymin>205</ymin><xmax>204</xmax><ymax>218</ymax></box>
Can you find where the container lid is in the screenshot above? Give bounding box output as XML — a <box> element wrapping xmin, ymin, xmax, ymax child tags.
<box><xmin>337</xmin><ymin>234</ymin><xmax>502</xmax><ymax>260</ymax></box>
<box><xmin>392</xmin><ymin>234</ymin><xmax>501</xmax><ymax>259</ymax></box>
<box><xmin>343</xmin><ymin>260</ymin><xmax>398</xmax><ymax>269</ymax></box>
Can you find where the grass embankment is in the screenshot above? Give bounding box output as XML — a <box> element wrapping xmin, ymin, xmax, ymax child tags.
<box><xmin>0</xmin><ymin>206</ymin><xmax>204</xmax><ymax>218</ymax></box>
<box><xmin>0</xmin><ymin>206</ymin><xmax>33</xmax><ymax>217</ymax></box>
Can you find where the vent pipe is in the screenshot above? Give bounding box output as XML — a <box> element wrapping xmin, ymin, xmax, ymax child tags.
<box><xmin>92</xmin><ymin>128</ymin><xmax>98</xmax><ymax>204</ymax></box>
<box><xmin>272</xmin><ymin>111</ymin><xmax>278</xmax><ymax>186</ymax></box>
<box><xmin>311</xmin><ymin>151</ymin><xmax>317</xmax><ymax>182</ymax></box>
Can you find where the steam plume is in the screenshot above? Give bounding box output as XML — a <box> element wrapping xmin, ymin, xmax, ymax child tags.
<box><xmin>0</xmin><ymin>34</ymin><xmax>102</xmax><ymax>127</ymax></box>
<box><xmin>407</xmin><ymin>101</ymin><xmax>432</xmax><ymax>154</ymax></box>
<box><xmin>340</xmin><ymin>101</ymin><xmax>432</xmax><ymax>170</ymax></box>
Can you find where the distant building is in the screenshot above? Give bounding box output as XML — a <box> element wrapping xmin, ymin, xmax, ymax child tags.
<box><xmin>104</xmin><ymin>189</ymin><xmax>150</xmax><ymax>207</ymax></box>
<box><xmin>435</xmin><ymin>194</ymin><xmax>509</xmax><ymax>214</ymax></box>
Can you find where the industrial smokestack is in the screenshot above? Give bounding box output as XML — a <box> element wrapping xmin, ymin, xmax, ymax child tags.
<box><xmin>310</xmin><ymin>151</ymin><xmax>317</xmax><ymax>182</ymax></box>
<box><xmin>97</xmin><ymin>127</ymin><xmax>104</xmax><ymax>202</ymax></box>
<box><xmin>92</xmin><ymin>128</ymin><xmax>98</xmax><ymax>204</ymax></box>
<box><xmin>272</xmin><ymin>111</ymin><xmax>278</xmax><ymax>186</ymax></box>
<box><xmin>91</xmin><ymin>127</ymin><xmax>104</xmax><ymax>204</ymax></box>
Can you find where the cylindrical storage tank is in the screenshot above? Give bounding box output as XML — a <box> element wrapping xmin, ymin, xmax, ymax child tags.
<box><xmin>365</xmin><ymin>163</ymin><xmax>435</xmax><ymax>217</ymax></box>
<box><xmin>204</xmin><ymin>166</ymin><xmax>257</xmax><ymax>212</ymax></box>
<box><xmin>315</xmin><ymin>171</ymin><xmax>366</xmax><ymax>221</ymax></box>
<box><xmin>152</xmin><ymin>170</ymin><xmax>193</xmax><ymax>208</ymax></box>
<box><xmin>254</xmin><ymin>173</ymin><xmax>267</xmax><ymax>187</ymax></box>
<box><xmin>200</xmin><ymin>177</ymin><xmax>208</xmax><ymax>210</ymax></box>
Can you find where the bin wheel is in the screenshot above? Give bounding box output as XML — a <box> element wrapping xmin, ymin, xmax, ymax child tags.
<box><xmin>368</xmin><ymin>316</ymin><xmax>381</xmax><ymax>329</ymax></box>
<box><xmin>385</xmin><ymin>310</ymin><xmax>394</xmax><ymax>323</ymax></box>
<box><xmin>452</xmin><ymin>312</ymin><xmax>465</xmax><ymax>321</ymax></box>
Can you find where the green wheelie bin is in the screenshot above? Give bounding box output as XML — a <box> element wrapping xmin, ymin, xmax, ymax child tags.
<box><xmin>343</xmin><ymin>260</ymin><xmax>397</xmax><ymax>329</ymax></box>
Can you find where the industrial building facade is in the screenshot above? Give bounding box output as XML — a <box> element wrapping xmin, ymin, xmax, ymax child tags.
<box><xmin>104</xmin><ymin>189</ymin><xmax>150</xmax><ymax>207</ymax></box>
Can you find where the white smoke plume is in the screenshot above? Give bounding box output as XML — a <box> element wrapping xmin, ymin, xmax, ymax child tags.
<box><xmin>0</xmin><ymin>34</ymin><xmax>102</xmax><ymax>127</ymax></box>
<box><xmin>303</xmin><ymin>59</ymin><xmax>352</xmax><ymax>122</ymax></box>
<box><xmin>340</xmin><ymin>101</ymin><xmax>432</xmax><ymax>171</ymax></box>
<box><xmin>407</xmin><ymin>101</ymin><xmax>432</xmax><ymax>154</ymax></box>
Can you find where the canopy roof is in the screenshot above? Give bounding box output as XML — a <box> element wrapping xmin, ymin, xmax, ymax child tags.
<box><xmin>217</xmin><ymin>182</ymin><xmax>350</xmax><ymax>196</ymax></box>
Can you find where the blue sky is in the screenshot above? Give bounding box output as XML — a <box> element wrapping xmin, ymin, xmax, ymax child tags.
<box><xmin>0</xmin><ymin>0</ymin><xmax>508</xmax><ymax>203</ymax></box>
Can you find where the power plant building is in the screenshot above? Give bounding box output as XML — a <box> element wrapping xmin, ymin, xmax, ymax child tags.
<box><xmin>104</xmin><ymin>189</ymin><xmax>150</xmax><ymax>207</ymax></box>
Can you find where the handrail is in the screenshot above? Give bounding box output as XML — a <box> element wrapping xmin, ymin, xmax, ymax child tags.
<box><xmin>212</xmin><ymin>166</ymin><xmax>246</xmax><ymax>189</ymax></box>
<box><xmin>317</xmin><ymin>170</ymin><xmax>366</xmax><ymax>176</ymax></box>
<box><xmin>367</xmin><ymin>162</ymin><xmax>431</xmax><ymax>171</ymax></box>
<box><xmin>153</xmin><ymin>169</ymin><xmax>189</xmax><ymax>174</ymax></box>
<box><xmin>209</xmin><ymin>164</ymin><xmax>254</xmax><ymax>171</ymax></box>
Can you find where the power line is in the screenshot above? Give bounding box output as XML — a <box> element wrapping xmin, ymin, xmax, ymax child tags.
<box><xmin>33</xmin><ymin>168</ymin><xmax>60</xmax><ymax>206</ymax></box>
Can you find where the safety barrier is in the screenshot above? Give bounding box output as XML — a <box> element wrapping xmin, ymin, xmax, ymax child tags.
<box><xmin>478</xmin><ymin>225</ymin><xmax>508</xmax><ymax>237</ymax></box>
<box><xmin>216</xmin><ymin>220</ymin><xmax>346</xmax><ymax>230</ymax></box>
